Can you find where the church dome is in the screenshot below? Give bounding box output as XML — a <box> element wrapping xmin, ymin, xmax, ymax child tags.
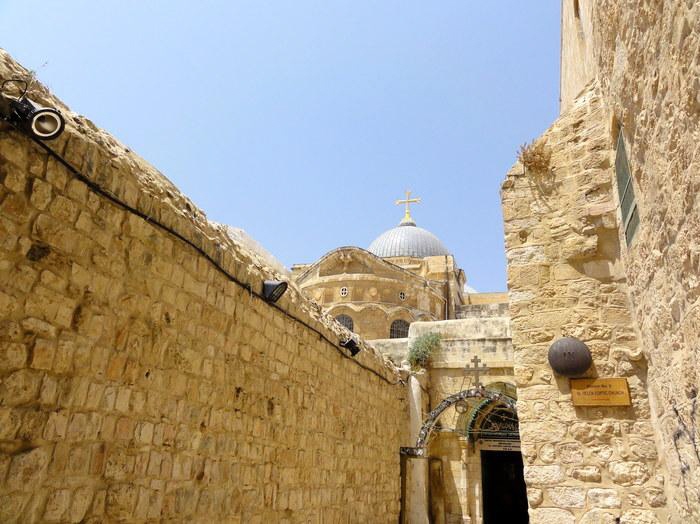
<box><xmin>368</xmin><ymin>219</ymin><xmax>450</xmax><ymax>258</ymax></box>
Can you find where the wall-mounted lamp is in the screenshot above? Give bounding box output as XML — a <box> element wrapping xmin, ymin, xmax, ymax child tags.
<box><xmin>340</xmin><ymin>338</ymin><xmax>361</xmax><ymax>357</ymax></box>
<box><xmin>262</xmin><ymin>280</ymin><xmax>288</xmax><ymax>303</ymax></box>
<box><xmin>0</xmin><ymin>79</ymin><xmax>65</xmax><ymax>141</ymax></box>
<box><xmin>548</xmin><ymin>336</ymin><xmax>592</xmax><ymax>377</ymax></box>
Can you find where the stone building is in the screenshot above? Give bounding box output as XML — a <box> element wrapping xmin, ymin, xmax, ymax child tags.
<box><xmin>499</xmin><ymin>1</ymin><xmax>699</xmax><ymax>522</ymax></box>
<box><xmin>292</xmin><ymin>198</ymin><xmax>526</xmax><ymax>523</ymax></box>
<box><xmin>291</xmin><ymin>199</ymin><xmax>467</xmax><ymax>341</ymax></box>
<box><xmin>0</xmin><ymin>49</ymin><xmax>409</xmax><ymax>522</ymax></box>
<box><xmin>0</xmin><ymin>1</ymin><xmax>698</xmax><ymax>523</ymax></box>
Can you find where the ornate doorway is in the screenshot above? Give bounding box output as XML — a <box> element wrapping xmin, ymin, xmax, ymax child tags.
<box><xmin>400</xmin><ymin>382</ymin><xmax>527</xmax><ymax>524</ymax></box>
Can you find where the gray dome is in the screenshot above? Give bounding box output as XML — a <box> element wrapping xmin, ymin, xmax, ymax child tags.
<box><xmin>368</xmin><ymin>222</ymin><xmax>450</xmax><ymax>258</ymax></box>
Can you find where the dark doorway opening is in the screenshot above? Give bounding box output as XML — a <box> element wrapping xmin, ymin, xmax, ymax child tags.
<box><xmin>481</xmin><ymin>450</ymin><xmax>528</xmax><ymax>524</ymax></box>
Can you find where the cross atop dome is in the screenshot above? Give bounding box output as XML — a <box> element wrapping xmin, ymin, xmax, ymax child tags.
<box><xmin>395</xmin><ymin>190</ymin><xmax>421</xmax><ymax>226</ymax></box>
<box><xmin>368</xmin><ymin>191</ymin><xmax>449</xmax><ymax>257</ymax></box>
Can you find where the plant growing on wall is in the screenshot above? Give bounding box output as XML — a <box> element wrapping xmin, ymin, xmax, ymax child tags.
<box><xmin>518</xmin><ymin>138</ymin><xmax>552</xmax><ymax>174</ymax></box>
<box><xmin>518</xmin><ymin>137</ymin><xmax>555</xmax><ymax>194</ymax></box>
<box><xmin>408</xmin><ymin>332</ymin><xmax>441</xmax><ymax>368</ymax></box>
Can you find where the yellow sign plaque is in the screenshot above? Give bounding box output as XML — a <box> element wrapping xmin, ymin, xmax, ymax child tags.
<box><xmin>570</xmin><ymin>378</ymin><xmax>631</xmax><ymax>407</ymax></box>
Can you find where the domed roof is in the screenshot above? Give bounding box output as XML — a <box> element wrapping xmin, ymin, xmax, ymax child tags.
<box><xmin>368</xmin><ymin>218</ymin><xmax>450</xmax><ymax>258</ymax></box>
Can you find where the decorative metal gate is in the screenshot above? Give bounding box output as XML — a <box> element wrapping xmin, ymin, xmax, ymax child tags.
<box><xmin>399</xmin><ymin>385</ymin><xmax>519</xmax><ymax>523</ymax></box>
<box><xmin>400</xmin><ymin>386</ymin><xmax>517</xmax><ymax>457</ymax></box>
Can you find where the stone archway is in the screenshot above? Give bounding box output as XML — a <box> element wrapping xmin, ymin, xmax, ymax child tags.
<box><xmin>399</xmin><ymin>386</ymin><xmax>519</xmax><ymax>523</ymax></box>
<box><xmin>401</xmin><ymin>386</ymin><xmax>517</xmax><ymax>457</ymax></box>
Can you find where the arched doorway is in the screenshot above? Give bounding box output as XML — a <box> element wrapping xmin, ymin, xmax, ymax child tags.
<box><xmin>400</xmin><ymin>385</ymin><xmax>528</xmax><ymax>524</ymax></box>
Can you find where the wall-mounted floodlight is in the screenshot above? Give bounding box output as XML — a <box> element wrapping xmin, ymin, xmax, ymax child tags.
<box><xmin>262</xmin><ymin>280</ymin><xmax>288</xmax><ymax>303</ymax></box>
<box><xmin>0</xmin><ymin>79</ymin><xmax>65</xmax><ymax>141</ymax></box>
<box><xmin>340</xmin><ymin>338</ymin><xmax>361</xmax><ymax>357</ymax></box>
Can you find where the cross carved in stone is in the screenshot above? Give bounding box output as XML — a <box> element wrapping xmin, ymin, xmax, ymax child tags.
<box><xmin>464</xmin><ymin>355</ymin><xmax>489</xmax><ymax>387</ymax></box>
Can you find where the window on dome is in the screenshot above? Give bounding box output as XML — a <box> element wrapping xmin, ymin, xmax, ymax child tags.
<box><xmin>340</xmin><ymin>287</ymin><xmax>348</xmax><ymax>297</ymax></box>
<box><xmin>390</xmin><ymin>319</ymin><xmax>410</xmax><ymax>339</ymax></box>
<box><xmin>335</xmin><ymin>314</ymin><xmax>354</xmax><ymax>332</ymax></box>
<box><xmin>399</xmin><ymin>291</ymin><xmax>406</xmax><ymax>301</ymax></box>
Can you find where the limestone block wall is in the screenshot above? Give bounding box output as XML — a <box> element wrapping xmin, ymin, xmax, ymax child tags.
<box><xmin>408</xmin><ymin>318</ymin><xmax>513</xmax><ymax>415</ymax></box>
<box><xmin>457</xmin><ymin>301</ymin><xmax>509</xmax><ymax>319</ymax></box>
<box><xmin>502</xmin><ymin>84</ymin><xmax>668</xmax><ymax>523</ymax></box>
<box><xmin>409</xmin><ymin>316</ymin><xmax>515</xmax><ymax>524</ymax></box>
<box><xmin>560</xmin><ymin>0</ymin><xmax>597</xmax><ymax>112</ymax></box>
<box><xmin>0</xmin><ymin>50</ymin><xmax>407</xmax><ymax>523</ymax></box>
<box><xmin>368</xmin><ymin>339</ymin><xmax>410</xmax><ymax>366</ymax></box>
<box><xmin>589</xmin><ymin>2</ymin><xmax>700</xmax><ymax>519</ymax></box>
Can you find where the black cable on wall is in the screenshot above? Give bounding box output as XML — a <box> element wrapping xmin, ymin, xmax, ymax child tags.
<box><xmin>2</xmin><ymin>123</ymin><xmax>402</xmax><ymax>387</ymax></box>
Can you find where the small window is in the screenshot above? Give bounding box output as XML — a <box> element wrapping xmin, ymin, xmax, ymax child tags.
<box><xmin>390</xmin><ymin>319</ymin><xmax>410</xmax><ymax>339</ymax></box>
<box><xmin>336</xmin><ymin>314</ymin><xmax>354</xmax><ymax>332</ymax></box>
<box><xmin>340</xmin><ymin>287</ymin><xmax>348</xmax><ymax>297</ymax></box>
<box><xmin>615</xmin><ymin>131</ymin><xmax>639</xmax><ymax>245</ymax></box>
<box><xmin>399</xmin><ymin>291</ymin><xmax>406</xmax><ymax>301</ymax></box>
<box><xmin>573</xmin><ymin>0</ymin><xmax>580</xmax><ymax>19</ymax></box>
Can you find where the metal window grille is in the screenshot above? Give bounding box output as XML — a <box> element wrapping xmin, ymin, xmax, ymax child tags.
<box><xmin>390</xmin><ymin>319</ymin><xmax>410</xmax><ymax>339</ymax></box>
<box><xmin>615</xmin><ymin>132</ymin><xmax>639</xmax><ymax>245</ymax></box>
<box><xmin>335</xmin><ymin>314</ymin><xmax>354</xmax><ymax>332</ymax></box>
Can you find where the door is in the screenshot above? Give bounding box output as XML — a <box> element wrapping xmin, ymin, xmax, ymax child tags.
<box><xmin>480</xmin><ymin>450</ymin><xmax>528</xmax><ymax>523</ymax></box>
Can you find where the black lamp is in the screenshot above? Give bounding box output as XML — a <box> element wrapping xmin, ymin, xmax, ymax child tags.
<box><xmin>548</xmin><ymin>337</ymin><xmax>592</xmax><ymax>377</ymax></box>
<box><xmin>262</xmin><ymin>280</ymin><xmax>287</xmax><ymax>303</ymax></box>
<box><xmin>1</xmin><ymin>79</ymin><xmax>65</xmax><ymax>141</ymax></box>
<box><xmin>340</xmin><ymin>338</ymin><xmax>361</xmax><ymax>357</ymax></box>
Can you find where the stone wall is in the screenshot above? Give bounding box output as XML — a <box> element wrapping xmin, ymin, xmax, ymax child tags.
<box><xmin>0</xmin><ymin>50</ymin><xmax>407</xmax><ymax>523</ymax></box>
<box><xmin>559</xmin><ymin>0</ymin><xmax>700</xmax><ymax>519</ymax></box>
<box><xmin>560</xmin><ymin>0</ymin><xmax>597</xmax><ymax>112</ymax></box>
<box><xmin>502</xmin><ymin>83</ymin><xmax>668</xmax><ymax>523</ymax></box>
<box><xmin>590</xmin><ymin>2</ymin><xmax>700</xmax><ymax>519</ymax></box>
<box><xmin>408</xmin><ymin>315</ymin><xmax>515</xmax><ymax>524</ymax></box>
<box><xmin>457</xmin><ymin>301</ymin><xmax>509</xmax><ymax>319</ymax></box>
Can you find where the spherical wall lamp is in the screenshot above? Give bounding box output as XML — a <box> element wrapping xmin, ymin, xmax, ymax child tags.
<box><xmin>548</xmin><ymin>337</ymin><xmax>592</xmax><ymax>377</ymax></box>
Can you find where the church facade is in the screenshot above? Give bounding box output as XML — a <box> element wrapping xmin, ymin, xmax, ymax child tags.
<box><xmin>292</xmin><ymin>197</ymin><xmax>523</xmax><ymax>523</ymax></box>
<box><xmin>291</xmin><ymin>194</ymin><xmax>467</xmax><ymax>341</ymax></box>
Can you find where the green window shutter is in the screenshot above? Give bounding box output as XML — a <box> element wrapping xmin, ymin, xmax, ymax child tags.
<box><xmin>615</xmin><ymin>133</ymin><xmax>639</xmax><ymax>245</ymax></box>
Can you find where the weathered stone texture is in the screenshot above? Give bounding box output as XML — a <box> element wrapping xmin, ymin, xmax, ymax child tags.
<box><xmin>591</xmin><ymin>2</ymin><xmax>700</xmax><ymax>520</ymax></box>
<box><xmin>559</xmin><ymin>0</ymin><xmax>700</xmax><ymax>519</ymax></box>
<box><xmin>0</xmin><ymin>49</ymin><xmax>406</xmax><ymax>522</ymax></box>
<box><xmin>401</xmin><ymin>306</ymin><xmax>516</xmax><ymax>523</ymax></box>
<box><xmin>501</xmin><ymin>82</ymin><xmax>667</xmax><ymax>522</ymax></box>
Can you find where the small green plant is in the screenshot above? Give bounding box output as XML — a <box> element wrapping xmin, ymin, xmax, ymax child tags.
<box><xmin>408</xmin><ymin>332</ymin><xmax>441</xmax><ymax>368</ymax></box>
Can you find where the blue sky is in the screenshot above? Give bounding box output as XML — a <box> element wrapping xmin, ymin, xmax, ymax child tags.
<box><xmin>0</xmin><ymin>1</ymin><xmax>560</xmax><ymax>291</ymax></box>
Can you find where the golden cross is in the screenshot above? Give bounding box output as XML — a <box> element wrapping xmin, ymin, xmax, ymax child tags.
<box><xmin>395</xmin><ymin>190</ymin><xmax>421</xmax><ymax>223</ymax></box>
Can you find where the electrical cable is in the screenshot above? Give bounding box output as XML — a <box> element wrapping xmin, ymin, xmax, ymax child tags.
<box><xmin>2</xmin><ymin>121</ymin><xmax>403</xmax><ymax>387</ymax></box>
<box><xmin>1</xmin><ymin>78</ymin><xmax>28</xmax><ymax>98</ymax></box>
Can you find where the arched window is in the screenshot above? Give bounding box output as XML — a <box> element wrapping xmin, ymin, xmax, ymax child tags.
<box><xmin>336</xmin><ymin>314</ymin><xmax>354</xmax><ymax>332</ymax></box>
<box><xmin>390</xmin><ymin>319</ymin><xmax>410</xmax><ymax>339</ymax></box>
